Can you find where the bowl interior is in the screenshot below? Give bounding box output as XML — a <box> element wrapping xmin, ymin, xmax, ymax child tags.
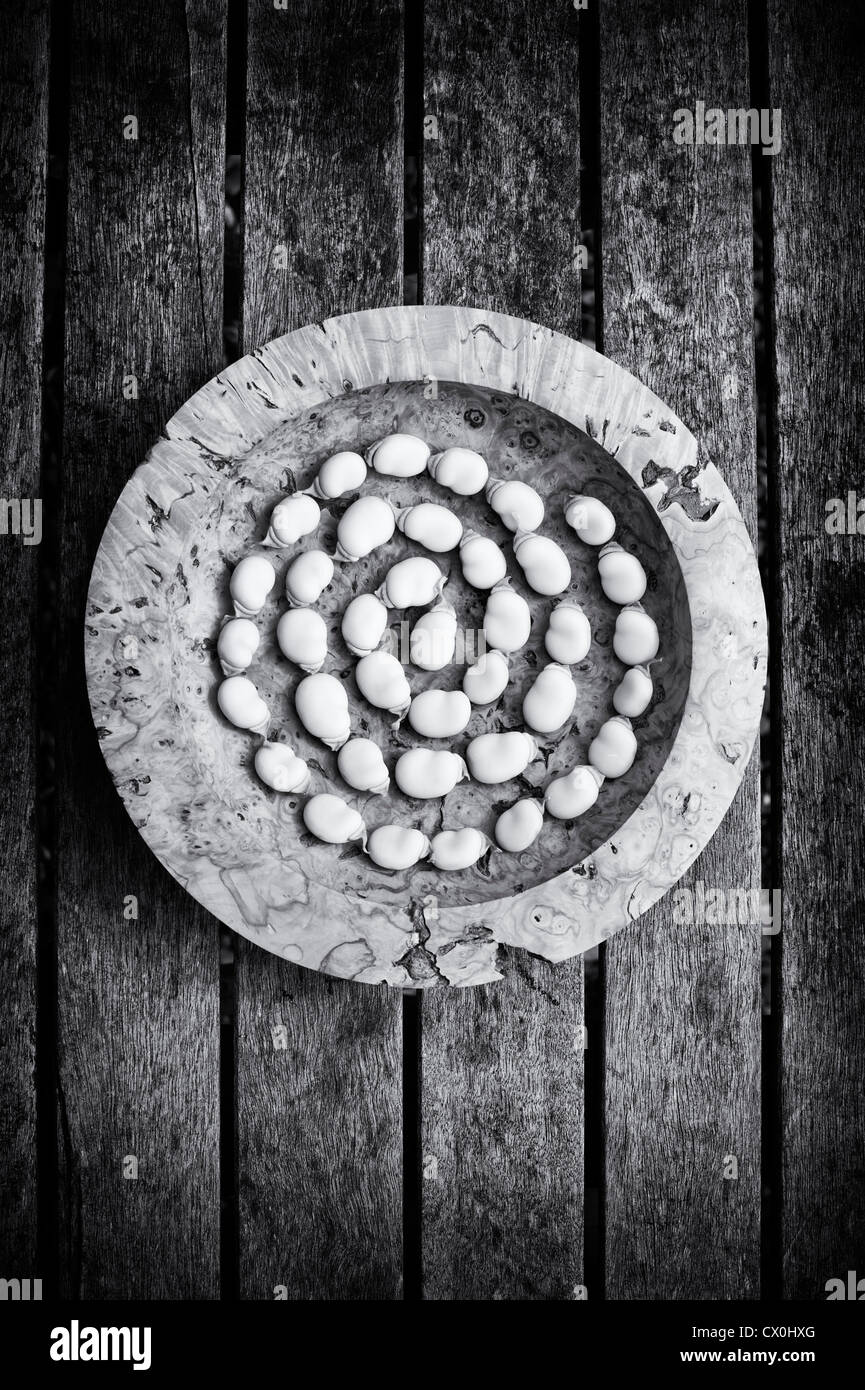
<box><xmin>170</xmin><ymin>378</ymin><xmax>691</xmax><ymax>910</ymax></box>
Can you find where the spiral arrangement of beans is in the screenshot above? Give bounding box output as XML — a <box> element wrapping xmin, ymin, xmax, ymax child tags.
<box><xmin>214</xmin><ymin>433</ymin><xmax>660</xmax><ymax>873</ymax></box>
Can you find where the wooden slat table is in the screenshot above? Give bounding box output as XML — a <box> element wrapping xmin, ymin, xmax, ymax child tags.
<box><xmin>768</xmin><ymin>0</ymin><xmax>865</xmax><ymax>1298</ymax></box>
<box><xmin>237</xmin><ymin>0</ymin><xmax>405</xmax><ymax>1301</ymax></box>
<box><xmin>1</xmin><ymin>0</ymin><xmax>862</xmax><ymax>1302</ymax></box>
<box><xmin>0</xmin><ymin>0</ymin><xmax>48</xmax><ymax>1283</ymax></box>
<box><xmin>57</xmin><ymin>0</ymin><xmax>225</xmax><ymax>1299</ymax></box>
<box><xmin>421</xmin><ymin>0</ymin><xmax>586</xmax><ymax>1302</ymax></box>
<box><xmin>601</xmin><ymin>0</ymin><xmax>762</xmax><ymax>1300</ymax></box>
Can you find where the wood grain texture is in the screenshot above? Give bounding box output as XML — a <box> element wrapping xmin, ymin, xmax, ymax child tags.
<box><xmin>244</xmin><ymin>0</ymin><xmax>404</xmax><ymax>349</ymax></box>
<box><xmin>57</xmin><ymin>0</ymin><xmax>225</xmax><ymax>1298</ymax></box>
<box><xmin>600</xmin><ymin>0</ymin><xmax>762</xmax><ymax>1298</ymax></box>
<box><xmin>236</xmin><ymin>946</ymin><xmax>403</xmax><ymax>1299</ymax></box>
<box><xmin>424</xmin><ymin>0</ymin><xmax>582</xmax><ymax>337</ymax></box>
<box><xmin>421</xmin><ymin>0</ymin><xmax>585</xmax><ymax>1299</ymax></box>
<box><xmin>768</xmin><ymin>0</ymin><xmax>865</xmax><ymax>1300</ymax></box>
<box><xmin>422</xmin><ymin>954</ymin><xmax>584</xmax><ymax>1299</ymax></box>
<box><xmin>0</xmin><ymin>0</ymin><xmax>48</xmax><ymax>1278</ymax></box>
<box><xmin>236</xmin><ymin>0</ymin><xmax>405</xmax><ymax>1299</ymax></box>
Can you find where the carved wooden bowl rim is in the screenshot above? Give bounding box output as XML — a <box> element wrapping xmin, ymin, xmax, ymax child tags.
<box><xmin>85</xmin><ymin>306</ymin><xmax>767</xmax><ymax>988</ymax></box>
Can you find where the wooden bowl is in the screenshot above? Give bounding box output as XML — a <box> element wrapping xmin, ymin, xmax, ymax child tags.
<box><xmin>85</xmin><ymin>306</ymin><xmax>767</xmax><ymax>987</ymax></box>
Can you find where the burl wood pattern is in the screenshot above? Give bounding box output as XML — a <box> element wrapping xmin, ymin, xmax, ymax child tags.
<box><xmin>85</xmin><ymin>306</ymin><xmax>766</xmax><ymax>987</ymax></box>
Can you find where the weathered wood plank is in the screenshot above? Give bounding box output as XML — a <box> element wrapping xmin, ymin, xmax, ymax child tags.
<box><xmin>0</xmin><ymin>0</ymin><xmax>49</xmax><ymax>1280</ymax></box>
<box><xmin>767</xmin><ymin>0</ymin><xmax>865</xmax><ymax>1300</ymax></box>
<box><xmin>236</xmin><ymin>950</ymin><xmax>404</xmax><ymax>1299</ymax></box>
<box><xmin>600</xmin><ymin>0</ymin><xmax>762</xmax><ymax>1298</ymax></box>
<box><xmin>244</xmin><ymin>0</ymin><xmax>404</xmax><ymax>345</ymax></box>
<box><xmin>421</xmin><ymin>956</ymin><xmax>584</xmax><ymax>1300</ymax></box>
<box><xmin>57</xmin><ymin>0</ymin><xmax>225</xmax><ymax>1298</ymax></box>
<box><xmin>421</xmin><ymin>0</ymin><xmax>585</xmax><ymax>1300</ymax></box>
<box><xmin>236</xmin><ymin>0</ymin><xmax>404</xmax><ymax>1300</ymax></box>
<box><xmin>424</xmin><ymin>0</ymin><xmax>583</xmax><ymax>337</ymax></box>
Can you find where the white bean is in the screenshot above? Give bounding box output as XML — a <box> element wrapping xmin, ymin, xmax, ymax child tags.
<box><xmin>294</xmin><ymin>672</ymin><xmax>351</xmax><ymax>749</ymax></box>
<box><xmin>366</xmin><ymin>432</ymin><xmax>430</xmax><ymax>477</ymax></box>
<box><xmin>276</xmin><ymin>608</ymin><xmax>328</xmax><ymax>673</ymax></box>
<box><xmin>598</xmin><ymin>541</ymin><xmax>647</xmax><ymax>605</ymax></box>
<box><xmin>613</xmin><ymin>604</ymin><xmax>659</xmax><ymax>665</ymax></box>
<box><xmin>482</xmin><ymin>579</ymin><xmax>531</xmax><ymax>654</ymax></box>
<box><xmin>229</xmin><ymin>555</ymin><xmax>275</xmax><ymax>618</ymax></box>
<box><xmin>408</xmin><ymin>688</ymin><xmax>472</xmax><ymax>738</ymax></box>
<box><xmin>284</xmin><ymin>549</ymin><xmax>334</xmax><ymax>607</ymax></box>
<box><xmin>309</xmin><ymin>450</ymin><xmax>366</xmax><ymax>500</ymax></box>
<box><xmin>410</xmin><ymin>599</ymin><xmax>457</xmax><ymax>671</ymax></box>
<box><xmin>217</xmin><ymin>617</ymin><xmax>260</xmax><ymax>676</ymax></box>
<box><xmin>427</xmin><ymin>446</ymin><xmax>489</xmax><ymax>495</ymax></box>
<box><xmin>465</xmin><ymin>731</ymin><xmax>538</xmax><ymax>784</ymax></box>
<box><xmin>544</xmin><ymin>765</ymin><xmax>604</xmax><ymax>819</ymax></box>
<box><xmin>366</xmin><ymin>825</ymin><xmax>431</xmax><ymax>870</ymax></box>
<box><xmin>486</xmin><ymin>477</ymin><xmax>544</xmax><ymax>532</ymax></box>
<box><xmin>265</xmin><ymin>493</ymin><xmax>320</xmax><ymax>547</ymax></box>
<box><xmin>430</xmin><ymin>828</ymin><xmax>494</xmax><ymax>871</ymax></box>
<box><xmin>337</xmin><ymin>738</ymin><xmax>390</xmax><ymax>795</ymax></box>
<box><xmin>217</xmin><ymin>675</ymin><xmax>270</xmax><ymax>735</ymax></box>
<box><xmin>459</xmin><ymin>530</ymin><xmax>508</xmax><ymax>590</ymax></box>
<box><xmin>376</xmin><ymin>555</ymin><xmax>445</xmax><ymax>609</ymax></box>
<box><xmin>565</xmin><ymin>494</ymin><xmax>616</xmax><ymax>546</ymax></box>
<box><xmin>522</xmin><ymin>663</ymin><xmax>577</xmax><ymax>735</ymax></box>
<box><xmin>303</xmin><ymin>793</ymin><xmax>366</xmax><ymax>846</ymax></box>
<box><xmin>613</xmin><ymin>666</ymin><xmax>653</xmax><ymax>717</ymax></box>
<box><xmin>395</xmin><ymin>501</ymin><xmax>463</xmax><ymax>553</ymax></box>
<box><xmin>588</xmin><ymin>716</ymin><xmax>637</xmax><ymax>778</ymax></box>
<box><xmin>341</xmin><ymin>592</ymin><xmax>389</xmax><ymax>657</ymax></box>
<box><xmin>336</xmin><ymin>496</ymin><xmax>396</xmax><ymax>562</ymax></box>
<box><xmin>254</xmin><ymin>742</ymin><xmax>311</xmax><ymax>793</ymax></box>
<box><xmin>462</xmin><ymin>649</ymin><xmax>509</xmax><ymax>705</ymax></box>
<box><xmin>544</xmin><ymin>600</ymin><xmax>591</xmax><ymax>665</ymax></box>
<box><xmin>513</xmin><ymin>529</ymin><xmax>571</xmax><ymax>596</ymax></box>
<box><xmin>495</xmin><ymin>798</ymin><xmax>545</xmax><ymax>852</ymax></box>
<box><xmin>355</xmin><ymin>650</ymin><xmax>412</xmax><ymax>719</ymax></box>
<box><xmin>395</xmin><ymin>748</ymin><xmax>468</xmax><ymax>799</ymax></box>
